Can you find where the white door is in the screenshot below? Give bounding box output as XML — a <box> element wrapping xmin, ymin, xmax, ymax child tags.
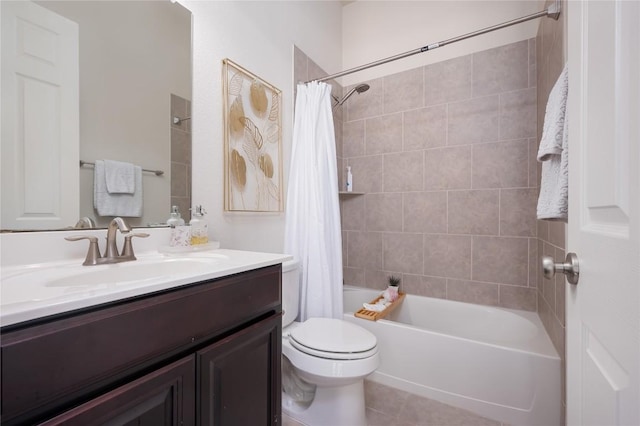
<box><xmin>1</xmin><ymin>1</ymin><xmax>79</xmax><ymax>230</ymax></box>
<box><xmin>567</xmin><ymin>1</ymin><xmax>639</xmax><ymax>425</ymax></box>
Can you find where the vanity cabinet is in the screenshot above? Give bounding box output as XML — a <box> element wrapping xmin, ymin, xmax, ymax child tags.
<box><xmin>0</xmin><ymin>265</ymin><xmax>282</xmax><ymax>426</ymax></box>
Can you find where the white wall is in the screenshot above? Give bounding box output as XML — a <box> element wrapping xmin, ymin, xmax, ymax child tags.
<box><xmin>184</xmin><ymin>1</ymin><xmax>342</xmax><ymax>253</ymax></box>
<box><xmin>341</xmin><ymin>0</ymin><xmax>541</xmax><ymax>85</ymax></box>
<box><xmin>36</xmin><ymin>1</ymin><xmax>191</xmax><ymax>228</ymax></box>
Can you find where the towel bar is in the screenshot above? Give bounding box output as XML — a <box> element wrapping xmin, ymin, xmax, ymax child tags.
<box><xmin>80</xmin><ymin>160</ymin><xmax>164</xmax><ymax>176</ymax></box>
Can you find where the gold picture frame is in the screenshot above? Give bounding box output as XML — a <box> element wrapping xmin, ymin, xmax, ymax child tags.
<box><xmin>223</xmin><ymin>59</ymin><xmax>283</xmax><ymax>212</ymax></box>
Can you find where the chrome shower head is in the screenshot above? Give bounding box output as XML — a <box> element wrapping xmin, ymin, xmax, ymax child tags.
<box><xmin>333</xmin><ymin>83</ymin><xmax>370</xmax><ymax>108</ymax></box>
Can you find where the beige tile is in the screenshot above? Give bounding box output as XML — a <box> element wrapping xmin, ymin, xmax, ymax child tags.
<box><xmin>472</xmin><ymin>236</ymin><xmax>529</xmax><ymax>285</ymax></box>
<box><xmin>529</xmin><ymin>238</ymin><xmax>538</xmax><ymax>288</ymax></box>
<box><xmin>472</xmin><ymin>140</ymin><xmax>529</xmax><ymax>189</ymax></box>
<box><xmin>364</xmin><ymin>380</ymin><xmax>410</xmax><ymax>418</ymax></box>
<box><xmin>341</xmin><ymin>195</ymin><xmax>365</xmax><ymax>231</ymax></box>
<box><xmin>548</xmin><ymin>220</ymin><xmax>566</xmax><ymax>249</ymax></box>
<box><xmin>384</xmin><ymin>67</ymin><xmax>424</xmax><ymax>114</ymax></box>
<box><xmin>343</xmin><ymin>120</ymin><xmax>365</xmax><ymax>158</ymax></box>
<box><xmin>424</xmin><ymin>55</ymin><xmax>472</xmax><ymax>106</ymax></box>
<box><xmin>171</xmin><ymin>94</ymin><xmax>188</xmax><ymax>131</ymax></box>
<box><xmin>383</xmin><ymin>151</ymin><xmax>423</xmax><ymax>192</ymax></box>
<box><xmin>500</xmin><ymin>88</ymin><xmax>537</xmax><ymax>141</ymax></box>
<box><xmin>307</xmin><ymin>58</ymin><xmax>328</xmax><ymax>81</ymax></box>
<box><xmin>171</xmin><ymin>128</ymin><xmax>191</xmax><ymax>165</ymax></box>
<box><xmin>347</xmin><ymin>155</ymin><xmax>383</xmax><ymax>193</ymax></box>
<box><xmin>424</xmin><ymin>146</ymin><xmax>472</xmax><ymax>190</ymax></box>
<box><xmin>403</xmin><ymin>192</ymin><xmax>447</xmax><ymax>233</ymax></box>
<box><xmin>537</xmin><ymin>219</ymin><xmax>549</xmax><ymax>240</ymax></box>
<box><xmin>365</xmin><ymin>113</ymin><xmax>403</xmax><ymax>155</ymax></box>
<box><xmin>448</xmin><ymin>190</ymin><xmax>499</xmax><ymax>235</ymax></box>
<box><xmin>282</xmin><ymin>413</ymin><xmax>305</xmax><ymax>426</ymax></box>
<box><xmin>366</xmin><ymin>408</ymin><xmax>397</xmax><ymax>426</ymax></box>
<box><xmin>347</xmin><ymin>78</ymin><xmax>383</xmax><ymax>121</ymax></box>
<box><xmin>447</xmin><ymin>279</ymin><xmax>500</xmax><ymax>306</ymax></box>
<box><xmin>365</xmin><ymin>269</ymin><xmax>391</xmax><ymax>290</ymax></box>
<box><xmin>472</xmin><ymin>40</ymin><xmax>529</xmax><ymax>97</ymax></box>
<box><xmin>529</xmin><ymin>138</ymin><xmax>539</xmax><ymax>188</ymax></box>
<box><xmin>499</xmin><ymin>284</ymin><xmax>537</xmax><ymax>311</ymax></box>
<box><xmin>536</xmin><ymin>238</ymin><xmax>544</xmax><ymax>290</ymax></box>
<box><xmin>344</xmin><ymin>267</ymin><xmax>364</xmax><ymax>287</ymax></box>
<box><xmin>334</xmin><ymin>114</ymin><xmax>343</xmax><ymax>160</ymax></box>
<box><xmin>499</xmin><ymin>188</ymin><xmax>538</xmax><ymax>237</ymax></box>
<box><xmin>403</xmin><ymin>105</ymin><xmax>447</xmax><ymax>151</ymax></box>
<box><xmin>448</xmin><ymin>95</ymin><xmax>499</xmax><ymax>146</ymax></box>
<box><xmin>384</xmin><ymin>232</ymin><xmax>424</xmax><ymax>275</ymax></box>
<box><xmin>529</xmin><ymin>38</ymin><xmax>537</xmax><ymax>88</ymax></box>
<box><xmin>542</xmin><ymin>242</ymin><xmax>557</xmax><ymax>309</ymax></box>
<box><xmin>424</xmin><ymin>234</ymin><xmax>472</xmax><ymax>279</ymax></box>
<box><xmin>402</xmin><ymin>274</ymin><xmax>447</xmax><ymax>299</ymax></box>
<box><xmin>398</xmin><ymin>394</ymin><xmax>501</xmax><ymax>426</ymax></box>
<box><xmin>171</xmin><ymin>162</ymin><xmax>188</xmax><ymax>197</ymax></box>
<box><xmin>342</xmin><ymin>230</ymin><xmax>348</xmax><ymax>265</ymax></box>
<box><xmin>293</xmin><ymin>45</ymin><xmax>308</xmax><ymax>85</ymax></box>
<box><xmin>365</xmin><ymin>193</ymin><xmax>403</xmax><ymax>232</ymax></box>
<box><xmin>348</xmin><ymin>231</ymin><xmax>383</xmax><ymax>270</ymax></box>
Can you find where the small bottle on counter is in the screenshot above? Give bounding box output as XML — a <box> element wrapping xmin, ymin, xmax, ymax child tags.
<box><xmin>190</xmin><ymin>205</ymin><xmax>208</xmax><ymax>245</ymax></box>
<box><xmin>346</xmin><ymin>166</ymin><xmax>353</xmax><ymax>192</ymax></box>
<box><xmin>166</xmin><ymin>205</ymin><xmax>185</xmax><ymax>227</ymax></box>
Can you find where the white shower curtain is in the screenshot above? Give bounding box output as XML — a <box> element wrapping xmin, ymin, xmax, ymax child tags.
<box><xmin>284</xmin><ymin>82</ymin><xmax>343</xmax><ymax>321</ymax></box>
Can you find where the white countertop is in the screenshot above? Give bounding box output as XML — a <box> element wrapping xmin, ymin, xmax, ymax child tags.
<box><xmin>1</xmin><ymin>249</ymin><xmax>291</xmax><ymax>328</ymax></box>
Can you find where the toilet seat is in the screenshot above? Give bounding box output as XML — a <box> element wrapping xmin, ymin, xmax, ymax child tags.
<box><xmin>289</xmin><ymin>318</ymin><xmax>377</xmax><ymax>360</ymax></box>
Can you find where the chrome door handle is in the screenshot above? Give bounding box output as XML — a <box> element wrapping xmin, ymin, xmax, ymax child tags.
<box><xmin>542</xmin><ymin>252</ymin><xmax>580</xmax><ymax>285</ymax></box>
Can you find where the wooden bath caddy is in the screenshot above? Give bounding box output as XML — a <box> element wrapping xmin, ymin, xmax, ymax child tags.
<box><xmin>354</xmin><ymin>292</ymin><xmax>406</xmax><ymax>321</ymax></box>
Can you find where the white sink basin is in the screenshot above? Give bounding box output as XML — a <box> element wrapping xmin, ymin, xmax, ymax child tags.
<box><xmin>0</xmin><ymin>249</ymin><xmax>290</xmax><ymax>327</ymax></box>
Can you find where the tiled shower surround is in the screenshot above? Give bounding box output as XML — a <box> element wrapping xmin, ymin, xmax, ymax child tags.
<box><xmin>340</xmin><ymin>39</ymin><xmax>539</xmax><ymax>311</ymax></box>
<box><xmin>171</xmin><ymin>94</ymin><xmax>192</xmax><ymax>222</ymax></box>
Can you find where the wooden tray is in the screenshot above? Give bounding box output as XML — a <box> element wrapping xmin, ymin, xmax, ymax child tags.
<box><xmin>354</xmin><ymin>292</ymin><xmax>405</xmax><ymax>321</ymax></box>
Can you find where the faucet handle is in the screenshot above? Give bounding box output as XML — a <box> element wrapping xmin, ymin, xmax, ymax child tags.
<box><xmin>65</xmin><ymin>235</ymin><xmax>102</xmax><ymax>266</ymax></box>
<box><xmin>121</xmin><ymin>232</ymin><xmax>150</xmax><ymax>259</ymax></box>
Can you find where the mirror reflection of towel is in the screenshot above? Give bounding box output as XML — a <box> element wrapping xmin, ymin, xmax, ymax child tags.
<box><xmin>94</xmin><ymin>160</ymin><xmax>143</xmax><ymax>217</ymax></box>
<box><xmin>104</xmin><ymin>159</ymin><xmax>135</xmax><ymax>194</ymax></box>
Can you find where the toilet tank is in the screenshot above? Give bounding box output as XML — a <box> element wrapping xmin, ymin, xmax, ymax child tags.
<box><xmin>282</xmin><ymin>259</ymin><xmax>300</xmax><ymax>327</ymax></box>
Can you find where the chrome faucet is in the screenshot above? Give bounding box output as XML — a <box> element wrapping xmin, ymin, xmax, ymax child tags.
<box><xmin>104</xmin><ymin>217</ymin><xmax>132</xmax><ymax>259</ymax></box>
<box><xmin>65</xmin><ymin>217</ymin><xmax>149</xmax><ymax>266</ymax></box>
<box><xmin>74</xmin><ymin>216</ymin><xmax>96</xmax><ymax>229</ymax></box>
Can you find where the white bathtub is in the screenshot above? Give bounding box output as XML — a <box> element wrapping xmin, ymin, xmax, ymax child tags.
<box><xmin>343</xmin><ymin>286</ymin><xmax>561</xmax><ymax>426</ymax></box>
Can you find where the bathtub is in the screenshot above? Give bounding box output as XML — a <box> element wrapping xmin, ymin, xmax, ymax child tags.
<box><xmin>343</xmin><ymin>286</ymin><xmax>561</xmax><ymax>426</ymax></box>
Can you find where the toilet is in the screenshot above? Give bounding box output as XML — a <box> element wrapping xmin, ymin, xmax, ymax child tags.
<box><xmin>281</xmin><ymin>259</ymin><xmax>379</xmax><ymax>426</ymax></box>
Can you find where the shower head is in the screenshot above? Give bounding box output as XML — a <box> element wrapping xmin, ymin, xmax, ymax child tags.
<box><xmin>333</xmin><ymin>83</ymin><xmax>370</xmax><ymax>108</ymax></box>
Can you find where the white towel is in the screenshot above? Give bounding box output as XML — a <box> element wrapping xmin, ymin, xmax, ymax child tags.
<box><xmin>94</xmin><ymin>160</ymin><xmax>143</xmax><ymax>217</ymax></box>
<box><xmin>537</xmin><ymin>64</ymin><xmax>568</xmax><ymax>221</ymax></box>
<box><xmin>104</xmin><ymin>160</ymin><xmax>135</xmax><ymax>194</ymax></box>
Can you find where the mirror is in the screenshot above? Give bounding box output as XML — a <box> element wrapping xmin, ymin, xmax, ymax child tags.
<box><xmin>1</xmin><ymin>0</ymin><xmax>191</xmax><ymax>231</ymax></box>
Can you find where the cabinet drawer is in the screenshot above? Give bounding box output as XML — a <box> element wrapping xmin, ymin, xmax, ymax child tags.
<box><xmin>1</xmin><ymin>265</ymin><xmax>280</xmax><ymax>424</ymax></box>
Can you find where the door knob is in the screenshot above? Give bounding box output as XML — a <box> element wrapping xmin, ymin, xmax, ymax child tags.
<box><xmin>542</xmin><ymin>252</ymin><xmax>580</xmax><ymax>285</ymax></box>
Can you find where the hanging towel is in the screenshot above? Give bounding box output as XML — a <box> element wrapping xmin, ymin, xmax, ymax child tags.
<box><xmin>104</xmin><ymin>159</ymin><xmax>135</xmax><ymax>194</ymax></box>
<box><xmin>537</xmin><ymin>64</ymin><xmax>569</xmax><ymax>221</ymax></box>
<box><xmin>94</xmin><ymin>160</ymin><xmax>143</xmax><ymax>217</ymax></box>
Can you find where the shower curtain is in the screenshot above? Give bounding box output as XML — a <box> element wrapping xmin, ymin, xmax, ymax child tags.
<box><xmin>284</xmin><ymin>82</ymin><xmax>343</xmax><ymax>321</ymax></box>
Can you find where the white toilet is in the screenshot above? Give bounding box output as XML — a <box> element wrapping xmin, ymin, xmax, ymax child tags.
<box><xmin>281</xmin><ymin>259</ymin><xmax>379</xmax><ymax>426</ymax></box>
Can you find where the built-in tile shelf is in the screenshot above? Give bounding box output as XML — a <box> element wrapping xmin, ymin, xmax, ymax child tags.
<box><xmin>338</xmin><ymin>191</ymin><xmax>364</xmax><ymax>197</ymax></box>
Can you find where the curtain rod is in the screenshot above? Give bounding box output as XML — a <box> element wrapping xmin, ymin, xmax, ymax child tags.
<box><xmin>306</xmin><ymin>0</ymin><xmax>560</xmax><ymax>84</ymax></box>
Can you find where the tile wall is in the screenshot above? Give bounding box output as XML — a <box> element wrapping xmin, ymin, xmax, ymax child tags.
<box><xmin>536</xmin><ymin>0</ymin><xmax>567</xmax><ymax>420</ymax></box>
<box><xmin>340</xmin><ymin>39</ymin><xmax>539</xmax><ymax>311</ymax></box>
<box><xmin>171</xmin><ymin>94</ymin><xmax>192</xmax><ymax>222</ymax></box>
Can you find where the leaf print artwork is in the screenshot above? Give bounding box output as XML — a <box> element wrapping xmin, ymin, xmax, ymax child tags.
<box><xmin>229</xmin><ymin>96</ymin><xmax>245</xmax><ymax>138</ymax></box>
<box><xmin>223</xmin><ymin>59</ymin><xmax>282</xmax><ymax>212</ymax></box>
<box><xmin>250</xmin><ymin>80</ymin><xmax>268</xmax><ymax>117</ymax></box>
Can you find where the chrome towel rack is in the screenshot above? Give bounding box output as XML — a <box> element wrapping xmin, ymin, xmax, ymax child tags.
<box><xmin>79</xmin><ymin>160</ymin><xmax>164</xmax><ymax>176</ymax></box>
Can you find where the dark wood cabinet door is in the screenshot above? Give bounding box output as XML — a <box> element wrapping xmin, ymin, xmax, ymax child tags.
<box><xmin>197</xmin><ymin>314</ymin><xmax>281</xmax><ymax>426</ymax></box>
<box><xmin>40</xmin><ymin>356</ymin><xmax>196</xmax><ymax>426</ymax></box>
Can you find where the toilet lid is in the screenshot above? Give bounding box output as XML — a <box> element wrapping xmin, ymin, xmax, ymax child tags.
<box><xmin>289</xmin><ymin>318</ymin><xmax>377</xmax><ymax>360</ymax></box>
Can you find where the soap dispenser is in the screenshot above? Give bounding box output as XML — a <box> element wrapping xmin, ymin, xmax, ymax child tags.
<box><xmin>166</xmin><ymin>205</ymin><xmax>185</xmax><ymax>227</ymax></box>
<box><xmin>190</xmin><ymin>205</ymin><xmax>208</xmax><ymax>245</ymax></box>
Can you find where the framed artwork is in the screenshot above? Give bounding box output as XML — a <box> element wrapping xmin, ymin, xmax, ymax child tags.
<box><xmin>222</xmin><ymin>59</ymin><xmax>283</xmax><ymax>212</ymax></box>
